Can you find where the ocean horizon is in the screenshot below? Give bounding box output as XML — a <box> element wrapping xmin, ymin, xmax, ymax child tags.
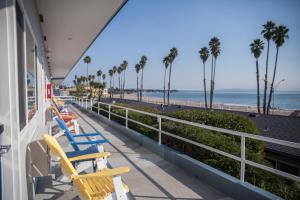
<box><xmin>143</xmin><ymin>89</ymin><xmax>300</xmax><ymax>110</ymax></box>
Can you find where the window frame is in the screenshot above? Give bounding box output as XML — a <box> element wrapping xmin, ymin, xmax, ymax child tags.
<box><xmin>16</xmin><ymin>1</ymin><xmax>26</xmax><ymax>131</ymax></box>
<box><xmin>16</xmin><ymin>2</ymin><xmax>40</xmax><ymax>130</ymax></box>
<box><xmin>24</xmin><ymin>21</ymin><xmax>37</xmax><ymax>122</ymax></box>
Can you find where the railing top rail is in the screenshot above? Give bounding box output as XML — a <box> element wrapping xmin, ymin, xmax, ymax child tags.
<box><xmin>55</xmin><ymin>95</ymin><xmax>76</xmax><ymax>98</ymax></box>
<box><xmin>79</xmin><ymin>98</ymin><xmax>300</xmax><ymax>149</ymax></box>
<box><xmin>160</xmin><ymin>115</ymin><xmax>300</xmax><ymax>149</ymax></box>
<box><xmin>100</xmin><ymin>100</ymin><xmax>300</xmax><ymax>150</ymax></box>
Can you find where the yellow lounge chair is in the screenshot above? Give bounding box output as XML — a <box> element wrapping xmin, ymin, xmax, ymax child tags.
<box><xmin>43</xmin><ymin>134</ymin><xmax>130</xmax><ymax>200</ymax></box>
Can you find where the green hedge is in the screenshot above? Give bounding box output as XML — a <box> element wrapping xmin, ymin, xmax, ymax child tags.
<box><xmin>92</xmin><ymin>103</ymin><xmax>299</xmax><ymax>199</ymax></box>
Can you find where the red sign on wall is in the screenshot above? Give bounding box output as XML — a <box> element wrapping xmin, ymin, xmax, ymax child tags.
<box><xmin>46</xmin><ymin>84</ymin><xmax>52</xmax><ymax>99</ymax></box>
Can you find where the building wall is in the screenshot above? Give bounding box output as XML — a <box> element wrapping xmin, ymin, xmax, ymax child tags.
<box><xmin>0</xmin><ymin>0</ymin><xmax>49</xmax><ymax>199</ymax></box>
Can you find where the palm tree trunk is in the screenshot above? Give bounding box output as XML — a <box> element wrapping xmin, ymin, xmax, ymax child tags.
<box><xmin>211</xmin><ymin>58</ymin><xmax>217</xmax><ymax>108</ymax></box>
<box><xmin>203</xmin><ymin>62</ymin><xmax>207</xmax><ymax>109</ymax></box>
<box><xmin>167</xmin><ymin>63</ymin><xmax>172</xmax><ymax>105</ymax></box>
<box><xmin>263</xmin><ymin>40</ymin><xmax>270</xmax><ymax>114</ymax></box>
<box><xmin>119</xmin><ymin>76</ymin><xmax>121</xmax><ymax>98</ymax></box>
<box><xmin>86</xmin><ymin>63</ymin><xmax>88</xmax><ymax>86</ymax></box>
<box><xmin>110</xmin><ymin>78</ymin><xmax>112</xmax><ymax>99</ymax></box>
<box><xmin>136</xmin><ymin>75</ymin><xmax>139</xmax><ymax>101</ymax></box>
<box><xmin>256</xmin><ymin>59</ymin><xmax>261</xmax><ymax>113</ymax></box>
<box><xmin>163</xmin><ymin>68</ymin><xmax>167</xmax><ymax>105</ymax></box>
<box><xmin>140</xmin><ymin>69</ymin><xmax>144</xmax><ymax>102</ymax></box>
<box><xmin>123</xmin><ymin>71</ymin><xmax>126</xmax><ymax>99</ymax></box>
<box><xmin>112</xmin><ymin>75</ymin><xmax>115</xmax><ymax>98</ymax></box>
<box><xmin>121</xmin><ymin>72</ymin><xmax>123</xmax><ymax>98</ymax></box>
<box><xmin>209</xmin><ymin>56</ymin><xmax>214</xmax><ymax>109</ymax></box>
<box><xmin>267</xmin><ymin>47</ymin><xmax>279</xmax><ymax>114</ymax></box>
<box><xmin>98</xmin><ymin>87</ymin><xmax>101</xmax><ymax>101</ymax></box>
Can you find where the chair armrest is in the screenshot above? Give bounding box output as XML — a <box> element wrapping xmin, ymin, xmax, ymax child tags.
<box><xmin>73</xmin><ymin>133</ymin><xmax>100</xmax><ymax>137</ymax></box>
<box><xmin>68</xmin><ymin>152</ymin><xmax>111</xmax><ymax>162</ymax></box>
<box><xmin>72</xmin><ymin>167</ymin><xmax>130</xmax><ymax>179</ymax></box>
<box><xmin>73</xmin><ymin>139</ymin><xmax>108</xmax><ymax>145</ymax></box>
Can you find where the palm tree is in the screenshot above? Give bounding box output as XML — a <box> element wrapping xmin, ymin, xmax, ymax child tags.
<box><xmin>167</xmin><ymin>48</ymin><xmax>178</xmax><ymax>105</ymax></box>
<box><xmin>84</xmin><ymin>56</ymin><xmax>91</xmax><ymax>86</ymax></box>
<box><xmin>209</xmin><ymin>37</ymin><xmax>221</xmax><ymax>109</ymax></box>
<box><xmin>76</xmin><ymin>77</ymin><xmax>81</xmax><ymax>85</ymax></box>
<box><xmin>135</xmin><ymin>64</ymin><xmax>141</xmax><ymax>101</ymax></box>
<box><xmin>78</xmin><ymin>76</ymin><xmax>83</xmax><ymax>85</ymax></box>
<box><xmin>139</xmin><ymin>55</ymin><xmax>147</xmax><ymax>101</ymax></box>
<box><xmin>112</xmin><ymin>66</ymin><xmax>117</xmax><ymax>98</ymax></box>
<box><xmin>96</xmin><ymin>70</ymin><xmax>102</xmax><ymax>82</ymax></box>
<box><xmin>162</xmin><ymin>56</ymin><xmax>170</xmax><ymax>105</ymax></box>
<box><xmin>122</xmin><ymin>60</ymin><xmax>128</xmax><ymax>99</ymax></box>
<box><xmin>108</xmin><ymin>69</ymin><xmax>114</xmax><ymax>98</ymax></box>
<box><xmin>117</xmin><ymin>66</ymin><xmax>122</xmax><ymax>98</ymax></box>
<box><xmin>199</xmin><ymin>47</ymin><xmax>210</xmax><ymax>109</ymax></box>
<box><xmin>83</xmin><ymin>76</ymin><xmax>87</xmax><ymax>85</ymax></box>
<box><xmin>261</xmin><ymin>21</ymin><xmax>276</xmax><ymax>114</ymax></box>
<box><xmin>267</xmin><ymin>25</ymin><xmax>289</xmax><ymax>114</ymax></box>
<box><xmin>250</xmin><ymin>39</ymin><xmax>264</xmax><ymax>113</ymax></box>
<box><xmin>88</xmin><ymin>75</ymin><xmax>93</xmax><ymax>96</ymax></box>
<box><xmin>102</xmin><ymin>74</ymin><xmax>106</xmax><ymax>90</ymax></box>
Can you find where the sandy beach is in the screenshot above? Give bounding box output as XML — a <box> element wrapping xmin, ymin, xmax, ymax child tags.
<box><xmin>114</xmin><ymin>93</ymin><xmax>295</xmax><ymax>116</ymax></box>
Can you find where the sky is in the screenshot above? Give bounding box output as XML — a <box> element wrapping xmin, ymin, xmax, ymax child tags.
<box><xmin>63</xmin><ymin>0</ymin><xmax>300</xmax><ymax>91</ymax></box>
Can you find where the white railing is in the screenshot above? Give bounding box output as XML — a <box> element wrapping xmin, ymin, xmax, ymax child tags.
<box><xmin>55</xmin><ymin>95</ymin><xmax>76</xmax><ymax>102</ymax></box>
<box><xmin>73</xmin><ymin>97</ymin><xmax>300</xmax><ymax>183</ymax></box>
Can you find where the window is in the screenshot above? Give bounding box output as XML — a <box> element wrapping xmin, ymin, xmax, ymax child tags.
<box><xmin>26</xmin><ymin>24</ymin><xmax>36</xmax><ymax>121</ymax></box>
<box><xmin>16</xmin><ymin>2</ymin><xmax>26</xmax><ymax>130</ymax></box>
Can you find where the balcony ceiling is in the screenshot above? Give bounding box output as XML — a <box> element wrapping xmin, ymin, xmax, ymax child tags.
<box><xmin>36</xmin><ymin>0</ymin><xmax>126</xmax><ymax>83</ymax></box>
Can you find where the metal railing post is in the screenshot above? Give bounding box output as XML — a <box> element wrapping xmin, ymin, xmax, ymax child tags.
<box><xmin>98</xmin><ymin>102</ymin><xmax>100</xmax><ymax>115</ymax></box>
<box><xmin>158</xmin><ymin>116</ymin><xmax>162</xmax><ymax>145</ymax></box>
<box><xmin>108</xmin><ymin>104</ymin><xmax>111</xmax><ymax>120</ymax></box>
<box><xmin>240</xmin><ymin>135</ymin><xmax>246</xmax><ymax>182</ymax></box>
<box><xmin>90</xmin><ymin>99</ymin><xmax>93</xmax><ymax>111</ymax></box>
<box><xmin>85</xmin><ymin>99</ymin><xmax>88</xmax><ymax>109</ymax></box>
<box><xmin>125</xmin><ymin>108</ymin><xmax>128</xmax><ymax>128</ymax></box>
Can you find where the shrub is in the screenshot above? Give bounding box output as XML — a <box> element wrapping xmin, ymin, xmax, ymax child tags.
<box><xmin>92</xmin><ymin>103</ymin><xmax>299</xmax><ymax>199</ymax></box>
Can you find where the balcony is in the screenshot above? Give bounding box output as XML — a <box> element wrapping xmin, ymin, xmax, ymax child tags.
<box><xmin>33</xmin><ymin>96</ymin><xmax>300</xmax><ymax>200</ymax></box>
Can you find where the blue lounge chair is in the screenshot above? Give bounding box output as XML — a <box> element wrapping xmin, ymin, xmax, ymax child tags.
<box><xmin>54</xmin><ymin>116</ymin><xmax>109</xmax><ymax>170</ymax></box>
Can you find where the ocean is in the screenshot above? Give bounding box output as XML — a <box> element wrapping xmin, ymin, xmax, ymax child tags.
<box><xmin>144</xmin><ymin>90</ymin><xmax>300</xmax><ymax>110</ymax></box>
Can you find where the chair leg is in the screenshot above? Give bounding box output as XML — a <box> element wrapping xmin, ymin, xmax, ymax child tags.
<box><xmin>112</xmin><ymin>176</ymin><xmax>127</xmax><ymax>200</ymax></box>
<box><xmin>96</xmin><ymin>145</ymin><xmax>107</xmax><ymax>170</ymax></box>
<box><xmin>72</xmin><ymin>120</ymin><xmax>80</xmax><ymax>134</ymax></box>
